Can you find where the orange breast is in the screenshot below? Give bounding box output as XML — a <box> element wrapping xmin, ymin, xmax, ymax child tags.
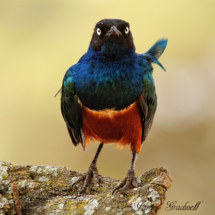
<box><xmin>81</xmin><ymin>102</ymin><xmax>142</xmax><ymax>154</ymax></box>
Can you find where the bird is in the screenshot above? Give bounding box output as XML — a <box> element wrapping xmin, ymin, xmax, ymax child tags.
<box><xmin>59</xmin><ymin>19</ymin><xmax>167</xmax><ymax>195</ymax></box>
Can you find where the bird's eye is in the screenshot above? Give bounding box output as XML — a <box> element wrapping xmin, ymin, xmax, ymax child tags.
<box><xmin>124</xmin><ymin>27</ymin><xmax>129</xmax><ymax>34</ymax></box>
<box><xmin>97</xmin><ymin>28</ymin><xmax>101</xmax><ymax>35</ymax></box>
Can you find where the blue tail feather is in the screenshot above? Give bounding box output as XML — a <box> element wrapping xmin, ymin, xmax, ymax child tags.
<box><xmin>141</xmin><ymin>38</ymin><xmax>168</xmax><ymax>71</ymax></box>
<box><xmin>147</xmin><ymin>38</ymin><xmax>168</xmax><ymax>59</ymax></box>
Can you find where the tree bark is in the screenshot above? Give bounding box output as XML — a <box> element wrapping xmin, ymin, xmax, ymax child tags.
<box><xmin>0</xmin><ymin>161</ymin><xmax>172</xmax><ymax>215</ymax></box>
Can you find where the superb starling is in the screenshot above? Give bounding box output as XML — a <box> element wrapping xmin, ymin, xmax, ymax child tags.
<box><xmin>60</xmin><ymin>19</ymin><xmax>167</xmax><ymax>194</ymax></box>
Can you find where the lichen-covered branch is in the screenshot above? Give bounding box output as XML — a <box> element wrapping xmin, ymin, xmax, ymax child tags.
<box><xmin>0</xmin><ymin>161</ymin><xmax>172</xmax><ymax>215</ymax></box>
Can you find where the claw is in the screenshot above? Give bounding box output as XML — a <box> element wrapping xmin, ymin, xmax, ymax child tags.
<box><xmin>112</xmin><ymin>177</ymin><xmax>127</xmax><ymax>195</ymax></box>
<box><xmin>132</xmin><ymin>179</ymin><xmax>138</xmax><ymax>188</ymax></box>
<box><xmin>72</xmin><ymin>163</ymin><xmax>100</xmax><ymax>194</ymax></box>
<box><xmin>112</xmin><ymin>169</ymin><xmax>138</xmax><ymax>195</ymax></box>
<box><xmin>71</xmin><ymin>174</ymin><xmax>86</xmax><ymax>188</ymax></box>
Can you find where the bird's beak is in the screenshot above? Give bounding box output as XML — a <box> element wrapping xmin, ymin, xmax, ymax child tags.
<box><xmin>105</xmin><ymin>26</ymin><xmax>122</xmax><ymax>38</ymax></box>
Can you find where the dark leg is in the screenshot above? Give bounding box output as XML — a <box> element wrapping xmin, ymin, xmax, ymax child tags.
<box><xmin>72</xmin><ymin>143</ymin><xmax>104</xmax><ymax>194</ymax></box>
<box><xmin>112</xmin><ymin>151</ymin><xmax>138</xmax><ymax>195</ymax></box>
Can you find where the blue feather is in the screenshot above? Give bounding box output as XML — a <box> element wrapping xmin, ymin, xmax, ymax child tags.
<box><xmin>140</xmin><ymin>38</ymin><xmax>168</xmax><ymax>71</ymax></box>
<box><xmin>64</xmin><ymin>39</ymin><xmax>167</xmax><ymax>110</ymax></box>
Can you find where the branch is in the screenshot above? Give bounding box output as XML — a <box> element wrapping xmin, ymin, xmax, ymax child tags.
<box><xmin>0</xmin><ymin>161</ymin><xmax>172</xmax><ymax>214</ymax></box>
<box><xmin>11</xmin><ymin>183</ymin><xmax>22</xmax><ymax>215</ymax></box>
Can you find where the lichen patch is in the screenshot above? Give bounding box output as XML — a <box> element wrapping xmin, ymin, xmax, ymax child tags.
<box><xmin>38</xmin><ymin>176</ymin><xmax>50</xmax><ymax>182</ymax></box>
<box><xmin>0</xmin><ymin>194</ymin><xmax>10</xmax><ymax>211</ymax></box>
<box><xmin>132</xmin><ymin>197</ymin><xmax>143</xmax><ymax>215</ymax></box>
<box><xmin>29</xmin><ymin>166</ymin><xmax>37</xmax><ymax>172</ymax></box>
<box><xmin>55</xmin><ymin>203</ymin><xmax>64</xmax><ymax>213</ymax></box>
<box><xmin>148</xmin><ymin>188</ymin><xmax>160</xmax><ymax>204</ymax></box>
<box><xmin>0</xmin><ymin>162</ymin><xmax>9</xmax><ymax>180</ymax></box>
<box><xmin>17</xmin><ymin>180</ymin><xmax>40</xmax><ymax>191</ymax></box>
<box><xmin>84</xmin><ymin>199</ymin><xmax>98</xmax><ymax>215</ymax></box>
<box><xmin>105</xmin><ymin>206</ymin><xmax>111</xmax><ymax>211</ymax></box>
<box><xmin>44</xmin><ymin>166</ymin><xmax>58</xmax><ymax>177</ymax></box>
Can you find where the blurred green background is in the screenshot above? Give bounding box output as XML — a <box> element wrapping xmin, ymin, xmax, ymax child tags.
<box><xmin>0</xmin><ymin>1</ymin><xmax>215</xmax><ymax>214</ymax></box>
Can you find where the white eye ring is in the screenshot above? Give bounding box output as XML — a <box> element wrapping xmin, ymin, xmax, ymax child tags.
<box><xmin>124</xmin><ymin>26</ymin><xmax>129</xmax><ymax>34</ymax></box>
<box><xmin>97</xmin><ymin>28</ymin><xmax>101</xmax><ymax>35</ymax></box>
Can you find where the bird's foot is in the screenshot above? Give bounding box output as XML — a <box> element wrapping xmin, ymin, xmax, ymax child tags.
<box><xmin>112</xmin><ymin>169</ymin><xmax>138</xmax><ymax>195</ymax></box>
<box><xmin>72</xmin><ymin>162</ymin><xmax>100</xmax><ymax>194</ymax></box>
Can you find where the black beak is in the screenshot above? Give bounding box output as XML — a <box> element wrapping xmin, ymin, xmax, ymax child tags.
<box><xmin>105</xmin><ymin>26</ymin><xmax>122</xmax><ymax>38</ymax></box>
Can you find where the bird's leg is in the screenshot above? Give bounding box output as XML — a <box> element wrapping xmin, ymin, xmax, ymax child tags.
<box><xmin>72</xmin><ymin>143</ymin><xmax>104</xmax><ymax>194</ymax></box>
<box><xmin>112</xmin><ymin>151</ymin><xmax>138</xmax><ymax>195</ymax></box>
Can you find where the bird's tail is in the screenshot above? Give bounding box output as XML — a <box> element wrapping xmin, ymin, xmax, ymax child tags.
<box><xmin>141</xmin><ymin>38</ymin><xmax>168</xmax><ymax>71</ymax></box>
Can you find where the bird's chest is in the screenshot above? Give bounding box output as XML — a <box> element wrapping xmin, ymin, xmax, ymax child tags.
<box><xmin>74</xmin><ymin>60</ymin><xmax>144</xmax><ymax>110</ymax></box>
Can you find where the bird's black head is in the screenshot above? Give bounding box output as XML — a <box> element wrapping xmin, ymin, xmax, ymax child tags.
<box><xmin>90</xmin><ymin>19</ymin><xmax>134</xmax><ymax>55</ymax></box>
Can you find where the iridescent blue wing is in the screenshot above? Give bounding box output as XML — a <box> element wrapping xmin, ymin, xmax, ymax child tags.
<box><xmin>138</xmin><ymin>38</ymin><xmax>167</xmax><ymax>141</ymax></box>
<box><xmin>61</xmin><ymin>66</ymin><xmax>85</xmax><ymax>149</ymax></box>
